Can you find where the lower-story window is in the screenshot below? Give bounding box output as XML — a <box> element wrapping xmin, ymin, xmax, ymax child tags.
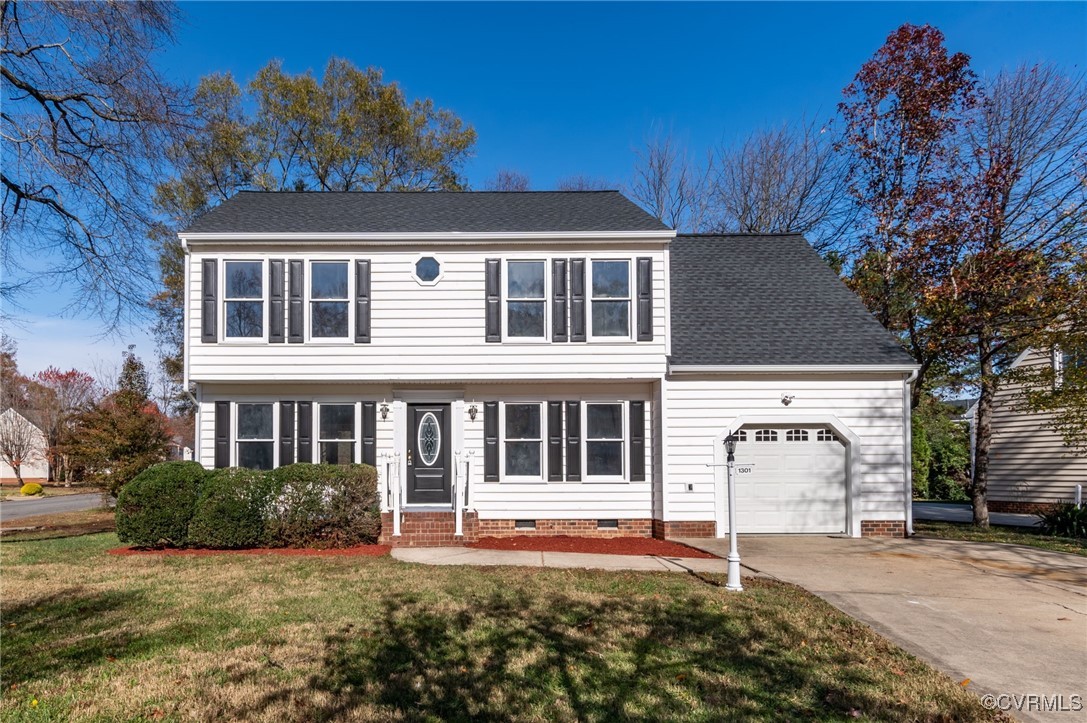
<box><xmin>319</xmin><ymin>403</ymin><xmax>355</xmax><ymax>464</ymax></box>
<box><xmin>504</xmin><ymin>403</ymin><xmax>543</xmax><ymax>478</ymax></box>
<box><xmin>586</xmin><ymin>402</ymin><xmax>624</xmax><ymax>477</ymax></box>
<box><xmin>237</xmin><ymin>403</ymin><xmax>274</xmax><ymax>470</ymax></box>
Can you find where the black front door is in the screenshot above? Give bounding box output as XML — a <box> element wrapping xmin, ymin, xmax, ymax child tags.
<box><xmin>407</xmin><ymin>403</ymin><xmax>451</xmax><ymax>505</ymax></box>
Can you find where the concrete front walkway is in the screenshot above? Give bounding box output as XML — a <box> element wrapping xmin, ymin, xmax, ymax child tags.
<box><xmin>392</xmin><ymin>545</ymin><xmax>731</xmax><ymax>574</ymax></box>
<box><xmin>914</xmin><ymin>501</ymin><xmax>1040</xmax><ymax>528</ymax></box>
<box><xmin>679</xmin><ymin>535</ymin><xmax>1087</xmax><ymax>723</ymax></box>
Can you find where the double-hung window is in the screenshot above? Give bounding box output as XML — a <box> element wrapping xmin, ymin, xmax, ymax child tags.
<box><xmin>590</xmin><ymin>260</ymin><xmax>631</xmax><ymax>338</ymax></box>
<box><xmin>585</xmin><ymin>402</ymin><xmax>624</xmax><ymax>477</ymax></box>
<box><xmin>504</xmin><ymin>403</ymin><xmax>543</xmax><ymax>478</ymax></box>
<box><xmin>310</xmin><ymin>261</ymin><xmax>350</xmax><ymax>339</ymax></box>
<box><xmin>236</xmin><ymin>403</ymin><xmax>274</xmax><ymax>469</ymax></box>
<box><xmin>224</xmin><ymin>261</ymin><xmax>264</xmax><ymax>338</ymax></box>
<box><xmin>318</xmin><ymin>403</ymin><xmax>355</xmax><ymax>464</ymax></box>
<box><xmin>506</xmin><ymin>261</ymin><xmax>546</xmax><ymax>339</ymax></box>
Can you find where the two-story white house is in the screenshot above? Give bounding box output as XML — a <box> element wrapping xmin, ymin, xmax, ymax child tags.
<box><xmin>181</xmin><ymin>191</ymin><xmax>918</xmax><ymax>545</ymax></box>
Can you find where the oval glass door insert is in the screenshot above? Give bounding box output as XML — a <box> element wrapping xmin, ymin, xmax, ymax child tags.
<box><xmin>418</xmin><ymin>412</ymin><xmax>440</xmax><ymax>466</ymax></box>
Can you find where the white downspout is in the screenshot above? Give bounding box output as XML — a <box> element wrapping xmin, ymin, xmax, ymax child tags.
<box><xmin>903</xmin><ymin>369</ymin><xmax>919</xmax><ymax>536</ymax></box>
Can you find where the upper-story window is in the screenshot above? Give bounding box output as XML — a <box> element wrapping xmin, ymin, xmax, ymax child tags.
<box><xmin>224</xmin><ymin>261</ymin><xmax>264</xmax><ymax>339</ymax></box>
<box><xmin>506</xmin><ymin>261</ymin><xmax>547</xmax><ymax>339</ymax></box>
<box><xmin>590</xmin><ymin>260</ymin><xmax>630</xmax><ymax>339</ymax></box>
<box><xmin>311</xmin><ymin>261</ymin><xmax>349</xmax><ymax>338</ymax></box>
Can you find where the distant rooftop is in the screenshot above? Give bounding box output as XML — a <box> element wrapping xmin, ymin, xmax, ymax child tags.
<box><xmin>181</xmin><ymin>190</ymin><xmax>671</xmax><ymax>235</ymax></box>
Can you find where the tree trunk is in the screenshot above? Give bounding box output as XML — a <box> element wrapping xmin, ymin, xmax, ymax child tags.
<box><xmin>972</xmin><ymin>344</ymin><xmax>995</xmax><ymax>528</ymax></box>
<box><xmin>14</xmin><ymin>463</ymin><xmax>23</xmax><ymax>485</ymax></box>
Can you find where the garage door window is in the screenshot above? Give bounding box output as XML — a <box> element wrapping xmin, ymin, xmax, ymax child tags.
<box><xmin>817</xmin><ymin>429</ymin><xmax>840</xmax><ymax>442</ymax></box>
<box><xmin>754</xmin><ymin>429</ymin><xmax>778</xmax><ymax>442</ymax></box>
<box><xmin>786</xmin><ymin>429</ymin><xmax>809</xmax><ymax>442</ymax></box>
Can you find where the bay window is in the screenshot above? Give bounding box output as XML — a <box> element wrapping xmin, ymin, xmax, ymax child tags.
<box><xmin>590</xmin><ymin>260</ymin><xmax>630</xmax><ymax>338</ymax></box>
<box><xmin>236</xmin><ymin>403</ymin><xmax>274</xmax><ymax>469</ymax></box>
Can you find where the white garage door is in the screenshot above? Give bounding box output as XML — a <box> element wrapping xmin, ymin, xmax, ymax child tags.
<box><xmin>731</xmin><ymin>427</ymin><xmax>847</xmax><ymax>533</ymax></box>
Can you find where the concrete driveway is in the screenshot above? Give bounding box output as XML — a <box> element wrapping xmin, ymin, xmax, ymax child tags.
<box><xmin>0</xmin><ymin>492</ymin><xmax>111</xmax><ymax>522</ymax></box>
<box><xmin>680</xmin><ymin>535</ymin><xmax>1086</xmax><ymax>723</ymax></box>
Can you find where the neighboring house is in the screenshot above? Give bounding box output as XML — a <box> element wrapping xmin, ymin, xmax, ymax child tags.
<box><xmin>180</xmin><ymin>191</ymin><xmax>918</xmax><ymax>545</ymax></box>
<box><xmin>966</xmin><ymin>348</ymin><xmax>1087</xmax><ymax>513</ymax></box>
<box><xmin>0</xmin><ymin>408</ymin><xmax>49</xmax><ymax>483</ymax></box>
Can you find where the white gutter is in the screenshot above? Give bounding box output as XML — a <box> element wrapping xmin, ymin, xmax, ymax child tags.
<box><xmin>179</xmin><ymin>230</ymin><xmax>676</xmax><ymax>244</ymax></box>
<box><xmin>669</xmin><ymin>363</ymin><xmax>921</xmax><ymax>375</ymax></box>
<box><xmin>903</xmin><ymin>368</ymin><xmax>919</xmax><ymax>536</ymax></box>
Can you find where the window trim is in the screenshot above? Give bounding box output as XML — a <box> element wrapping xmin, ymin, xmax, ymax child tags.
<box><xmin>411</xmin><ymin>253</ymin><xmax>444</xmax><ymax>286</ymax></box>
<box><xmin>316</xmin><ymin>401</ymin><xmax>359</xmax><ymax>465</ymax></box>
<box><xmin>233</xmin><ymin>401</ymin><xmax>277</xmax><ymax>469</ymax></box>
<box><xmin>502</xmin><ymin>259</ymin><xmax>550</xmax><ymax>343</ymax></box>
<box><xmin>498</xmin><ymin>401</ymin><xmax>546</xmax><ymax>483</ymax></box>
<box><xmin>587</xmin><ymin>258</ymin><xmax>634</xmax><ymax>342</ymax></box>
<box><xmin>305</xmin><ymin>259</ymin><xmax>353</xmax><ymax>343</ymax></box>
<box><xmin>222</xmin><ymin>258</ymin><xmax>268</xmax><ymax>343</ymax></box>
<box><xmin>582</xmin><ymin>400</ymin><xmax>627</xmax><ymax>482</ymax></box>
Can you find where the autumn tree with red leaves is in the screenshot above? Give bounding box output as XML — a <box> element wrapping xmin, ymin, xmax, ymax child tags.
<box><xmin>29</xmin><ymin>367</ymin><xmax>98</xmax><ymax>483</ymax></box>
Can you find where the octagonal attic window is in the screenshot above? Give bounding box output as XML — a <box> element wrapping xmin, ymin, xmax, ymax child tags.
<box><xmin>414</xmin><ymin>256</ymin><xmax>441</xmax><ymax>284</ymax></box>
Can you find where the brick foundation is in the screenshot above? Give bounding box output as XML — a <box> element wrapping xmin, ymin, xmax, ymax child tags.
<box><xmin>988</xmin><ymin>500</ymin><xmax>1060</xmax><ymax>515</ymax></box>
<box><xmin>861</xmin><ymin>520</ymin><xmax>906</xmax><ymax>538</ymax></box>
<box><xmin>652</xmin><ymin>519</ymin><xmax>716</xmax><ymax>539</ymax></box>
<box><xmin>379</xmin><ymin>511</ymin><xmax>479</xmax><ymax>547</ymax></box>
<box><xmin>477</xmin><ymin>518</ymin><xmax>652</xmax><ymax>538</ymax></box>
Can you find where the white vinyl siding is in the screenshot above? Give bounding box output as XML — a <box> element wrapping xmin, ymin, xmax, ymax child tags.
<box><xmin>662</xmin><ymin>374</ymin><xmax>909</xmax><ymax>527</ymax></box>
<box><xmin>186</xmin><ymin>246</ymin><xmax>668</xmax><ymax>384</ymax></box>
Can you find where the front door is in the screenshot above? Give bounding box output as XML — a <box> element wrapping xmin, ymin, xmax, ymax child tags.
<box><xmin>406</xmin><ymin>403</ymin><xmax>451</xmax><ymax>505</ymax></box>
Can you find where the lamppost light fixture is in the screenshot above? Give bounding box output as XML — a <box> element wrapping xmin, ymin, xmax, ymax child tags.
<box><xmin>724</xmin><ymin>432</ymin><xmax>738</xmax><ymax>461</ymax></box>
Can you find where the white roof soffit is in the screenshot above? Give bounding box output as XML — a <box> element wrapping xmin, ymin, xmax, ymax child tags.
<box><xmin>668</xmin><ymin>364</ymin><xmax>921</xmax><ymax>375</ymax></box>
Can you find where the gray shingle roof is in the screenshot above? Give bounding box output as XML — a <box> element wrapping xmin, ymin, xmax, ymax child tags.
<box><xmin>181</xmin><ymin>191</ymin><xmax>670</xmax><ymax>234</ymax></box>
<box><xmin>670</xmin><ymin>234</ymin><xmax>914</xmax><ymax>367</ymax></box>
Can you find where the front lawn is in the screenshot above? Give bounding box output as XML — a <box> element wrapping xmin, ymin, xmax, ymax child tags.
<box><xmin>0</xmin><ymin>534</ymin><xmax>1002</xmax><ymax>722</ymax></box>
<box><xmin>0</xmin><ymin>508</ymin><xmax>115</xmax><ymax>542</ymax></box>
<box><xmin>914</xmin><ymin>520</ymin><xmax>1086</xmax><ymax>557</ymax></box>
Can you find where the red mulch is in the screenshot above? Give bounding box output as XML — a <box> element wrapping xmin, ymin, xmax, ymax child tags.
<box><xmin>108</xmin><ymin>544</ymin><xmax>390</xmax><ymax>557</ymax></box>
<box><xmin>468</xmin><ymin>535</ymin><xmax>718</xmax><ymax>559</ymax></box>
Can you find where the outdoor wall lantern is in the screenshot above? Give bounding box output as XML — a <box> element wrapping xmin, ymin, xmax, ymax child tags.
<box><xmin>781</xmin><ymin>394</ymin><xmax>795</xmax><ymax>406</ymax></box>
<box><xmin>468</xmin><ymin>404</ymin><xmax>479</xmax><ymax>422</ymax></box>
<box><xmin>379</xmin><ymin>402</ymin><xmax>390</xmax><ymax>421</ymax></box>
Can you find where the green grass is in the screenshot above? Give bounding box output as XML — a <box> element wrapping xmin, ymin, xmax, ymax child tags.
<box><xmin>0</xmin><ymin>533</ymin><xmax>1004</xmax><ymax>722</ymax></box>
<box><xmin>914</xmin><ymin>520</ymin><xmax>1086</xmax><ymax>556</ymax></box>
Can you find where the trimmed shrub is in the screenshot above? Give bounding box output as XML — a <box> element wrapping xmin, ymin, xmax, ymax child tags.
<box><xmin>265</xmin><ymin>463</ymin><xmax>380</xmax><ymax>547</ymax></box>
<box><xmin>19</xmin><ymin>482</ymin><xmax>43</xmax><ymax>496</ymax></box>
<box><xmin>188</xmin><ymin>468</ymin><xmax>276</xmax><ymax>549</ymax></box>
<box><xmin>116</xmin><ymin>462</ymin><xmax>208</xmax><ymax>548</ymax></box>
<box><xmin>1036</xmin><ymin>503</ymin><xmax>1087</xmax><ymax>539</ymax></box>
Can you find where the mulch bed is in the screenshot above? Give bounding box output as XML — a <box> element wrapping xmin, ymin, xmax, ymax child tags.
<box><xmin>468</xmin><ymin>535</ymin><xmax>719</xmax><ymax>559</ymax></box>
<box><xmin>108</xmin><ymin>544</ymin><xmax>391</xmax><ymax>557</ymax></box>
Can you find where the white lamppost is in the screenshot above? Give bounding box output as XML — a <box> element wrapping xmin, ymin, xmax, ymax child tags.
<box><xmin>723</xmin><ymin>431</ymin><xmax>743</xmax><ymax>592</ymax></box>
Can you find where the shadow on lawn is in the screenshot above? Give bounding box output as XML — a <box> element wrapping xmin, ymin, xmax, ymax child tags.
<box><xmin>229</xmin><ymin>584</ymin><xmax>982</xmax><ymax>721</ymax></box>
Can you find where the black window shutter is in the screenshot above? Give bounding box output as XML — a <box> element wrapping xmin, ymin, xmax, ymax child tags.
<box><xmin>629</xmin><ymin>401</ymin><xmax>646</xmax><ymax>482</ymax></box>
<box><xmin>547</xmin><ymin>401</ymin><xmax>563</xmax><ymax>481</ymax></box>
<box><xmin>551</xmin><ymin>259</ymin><xmax>568</xmax><ymax>342</ymax></box>
<box><xmin>355</xmin><ymin>260</ymin><xmax>371</xmax><ymax>344</ymax></box>
<box><xmin>201</xmin><ymin>259</ymin><xmax>218</xmax><ymax>343</ymax></box>
<box><xmin>278</xmin><ymin>401</ymin><xmax>295</xmax><ymax>465</ymax></box>
<box><xmin>214</xmin><ymin>401</ymin><xmax>230</xmax><ymax>468</ymax></box>
<box><xmin>362</xmin><ymin>401</ymin><xmax>376</xmax><ymax>465</ymax></box>
<box><xmin>288</xmin><ymin>260</ymin><xmax>304</xmax><ymax>343</ymax></box>
<box><xmin>570</xmin><ymin>259</ymin><xmax>586</xmax><ymax>342</ymax></box>
<box><xmin>636</xmin><ymin>257</ymin><xmax>653</xmax><ymax>342</ymax></box>
<box><xmin>269</xmin><ymin>260</ymin><xmax>285</xmax><ymax>343</ymax></box>
<box><xmin>484</xmin><ymin>401</ymin><xmax>499</xmax><ymax>481</ymax></box>
<box><xmin>297</xmin><ymin>401</ymin><xmax>313</xmax><ymax>462</ymax></box>
<box><xmin>565</xmin><ymin>401</ymin><xmax>581</xmax><ymax>481</ymax></box>
<box><xmin>485</xmin><ymin>259</ymin><xmax>501</xmax><ymax>342</ymax></box>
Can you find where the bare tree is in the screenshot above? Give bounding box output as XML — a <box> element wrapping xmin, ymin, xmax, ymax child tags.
<box><xmin>0</xmin><ymin>409</ymin><xmax>41</xmax><ymax>484</ymax></box>
<box><xmin>556</xmin><ymin>175</ymin><xmax>612</xmax><ymax>191</ymax></box>
<box><xmin>628</xmin><ymin>131</ymin><xmax>714</xmax><ymax>231</ymax></box>
<box><xmin>484</xmin><ymin>169</ymin><xmax>531</xmax><ymax>191</ymax></box>
<box><xmin>710</xmin><ymin>120</ymin><xmax>857</xmax><ymax>252</ymax></box>
<box><xmin>1</xmin><ymin>0</ymin><xmax>188</xmax><ymax>327</ymax></box>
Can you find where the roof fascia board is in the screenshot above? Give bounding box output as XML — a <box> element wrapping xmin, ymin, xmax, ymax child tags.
<box><xmin>669</xmin><ymin>364</ymin><xmax>920</xmax><ymax>375</ymax></box>
<box><xmin>179</xmin><ymin>230</ymin><xmax>677</xmax><ymax>243</ymax></box>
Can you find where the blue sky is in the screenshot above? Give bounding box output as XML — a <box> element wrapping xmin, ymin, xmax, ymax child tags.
<box><xmin>9</xmin><ymin>1</ymin><xmax>1085</xmax><ymax>377</ymax></box>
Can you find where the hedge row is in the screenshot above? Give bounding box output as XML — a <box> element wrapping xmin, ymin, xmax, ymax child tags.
<box><xmin>115</xmin><ymin>461</ymin><xmax>380</xmax><ymax>549</ymax></box>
